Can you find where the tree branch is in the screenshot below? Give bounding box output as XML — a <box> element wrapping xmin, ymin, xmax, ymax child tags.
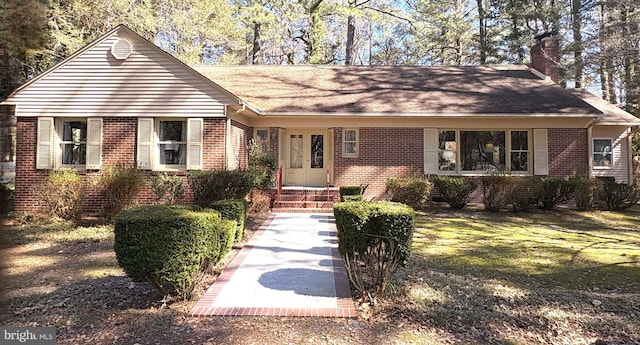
<box><xmin>362</xmin><ymin>6</ymin><xmax>416</xmax><ymax>30</ymax></box>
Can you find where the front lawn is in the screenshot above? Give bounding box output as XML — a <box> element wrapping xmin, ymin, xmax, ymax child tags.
<box><xmin>376</xmin><ymin>206</ymin><xmax>640</xmax><ymax>344</ymax></box>
<box><xmin>1</xmin><ymin>207</ymin><xmax>638</xmax><ymax>344</ymax></box>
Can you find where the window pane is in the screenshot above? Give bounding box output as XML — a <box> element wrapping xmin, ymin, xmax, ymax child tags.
<box><xmin>593</xmin><ymin>139</ymin><xmax>612</xmax><ymax>167</ymax></box>
<box><xmin>159</xmin><ymin>143</ymin><xmax>186</xmax><ymax>165</ymax></box>
<box><xmin>62</xmin><ymin>121</ymin><xmax>87</xmax><ymax>142</ymax></box>
<box><xmin>256</xmin><ymin>129</ymin><xmax>268</xmax><ymax>141</ymax></box>
<box><xmin>438</xmin><ymin>130</ymin><xmax>456</xmax><ymax>171</ymax></box>
<box><xmin>290</xmin><ymin>135</ymin><xmax>303</xmax><ymax>169</ymax></box>
<box><xmin>344</xmin><ymin>142</ymin><xmax>356</xmax><ymax>154</ymax></box>
<box><xmin>344</xmin><ymin>130</ymin><xmax>356</xmax><ymax>142</ymax></box>
<box><xmin>62</xmin><ymin>143</ymin><xmax>86</xmax><ymax>164</ymax></box>
<box><xmin>511</xmin><ymin>152</ymin><xmax>528</xmax><ymax>171</ymax></box>
<box><xmin>511</xmin><ymin>131</ymin><xmax>528</xmax><ymax>150</ymax></box>
<box><xmin>311</xmin><ymin>134</ymin><xmax>323</xmax><ymax>168</ymax></box>
<box><xmin>160</xmin><ymin>121</ymin><xmax>185</xmax><ymax>141</ymax></box>
<box><xmin>460</xmin><ymin>131</ymin><xmax>505</xmax><ymax>171</ymax></box>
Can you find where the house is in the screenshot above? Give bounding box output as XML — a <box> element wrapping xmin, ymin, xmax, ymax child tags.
<box><xmin>3</xmin><ymin>25</ymin><xmax>639</xmax><ymax>214</ymax></box>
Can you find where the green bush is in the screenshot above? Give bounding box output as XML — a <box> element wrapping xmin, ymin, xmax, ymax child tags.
<box><xmin>433</xmin><ymin>176</ymin><xmax>478</xmax><ymax>209</ymax></box>
<box><xmin>568</xmin><ymin>175</ymin><xmax>603</xmax><ymax>211</ymax></box>
<box><xmin>510</xmin><ymin>177</ymin><xmax>542</xmax><ymax>213</ymax></box>
<box><xmin>339</xmin><ymin>186</ymin><xmax>363</xmax><ymax>202</ymax></box>
<box><xmin>40</xmin><ymin>170</ymin><xmax>86</xmax><ymax>220</ymax></box>
<box><xmin>188</xmin><ymin>170</ymin><xmax>254</xmax><ymax>206</ymax></box>
<box><xmin>482</xmin><ymin>174</ymin><xmax>517</xmax><ymax>212</ymax></box>
<box><xmin>151</xmin><ymin>173</ymin><xmax>184</xmax><ymax>205</ymax></box>
<box><xmin>334</xmin><ymin>201</ymin><xmax>415</xmax><ymax>297</ymax></box>
<box><xmin>538</xmin><ymin>177</ymin><xmax>572</xmax><ymax>210</ymax></box>
<box><xmin>114</xmin><ymin>205</ymin><xmax>230</xmax><ymax>298</ymax></box>
<box><xmin>101</xmin><ymin>164</ymin><xmax>146</xmax><ymax>219</ymax></box>
<box><xmin>386</xmin><ymin>177</ymin><xmax>431</xmax><ymax>208</ymax></box>
<box><xmin>600</xmin><ymin>178</ymin><xmax>640</xmax><ymax>211</ymax></box>
<box><xmin>209</xmin><ymin>199</ymin><xmax>247</xmax><ymax>243</ymax></box>
<box><xmin>248</xmin><ymin>140</ymin><xmax>278</xmax><ymax>192</ymax></box>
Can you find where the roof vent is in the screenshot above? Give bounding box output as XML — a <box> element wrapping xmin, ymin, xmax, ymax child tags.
<box><xmin>111</xmin><ymin>39</ymin><xmax>132</xmax><ymax>60</ymax></box>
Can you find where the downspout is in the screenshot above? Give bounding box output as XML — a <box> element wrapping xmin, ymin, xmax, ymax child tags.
<box><xmin>586</xmin><ymin>117</ymin><xmax>600</xmax><ymax>178</ymax></box>
<box><xmin>628</xmin><ymin>125</ymin><xmax>639</xmax><ymax>182</ymax></box>
<box><xmin>225</xmin><ymin>104</ymin><xmax>246</xmax><ymax>170</ymax></box>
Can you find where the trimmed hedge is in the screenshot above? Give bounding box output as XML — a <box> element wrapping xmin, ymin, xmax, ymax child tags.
<box><xmin>433</xmin><ymin>176</ymin><xmax>477</xmax><ymax>209</ymax></box>
<box><xmin>339</xmin><ymin>185</ymin><xmax>363</xmax><ymax>202</ymax></box>
<box><xmin>386</xmin><ymin>177</ymin><xmax>431</xmax><ymax>208</ymax></box>
<box><xmin>334</xmin><ymin>201</ymin><xmax>415</xmax><ymax>295</ymax></box>
<box><xmin>114</xmin><ymin>205</ymin><xmax>234</xmax><ymax>298</ymax></box>
<box><xmin>188</xmin><ymin>170</ymin><xmax>254</xmax><ymax>206</ymax></box>
<box><xmin>510</xmin><ymin>177</ymin><xmax>543</xmax><ymax>212</ymax></box>
<box><xmin>568</xmin><ymin>176</ymin><xmax>603</xmax><ymax>211</ymax></box>
<box><xmin>600</xmin><ymin>178</ymin><xmax>640</xmax><ymax>211</ymax></box>
<box><xmin>209</xmin><ymin>199</ymin><xmax>248</xmax><ymax>243</ymax></box>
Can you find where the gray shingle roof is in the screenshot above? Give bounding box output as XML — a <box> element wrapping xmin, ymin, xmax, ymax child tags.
<box><xmin>193</xmin><ymin>64</ymin><xmax>640</xmax><ymax>124</ymax></box>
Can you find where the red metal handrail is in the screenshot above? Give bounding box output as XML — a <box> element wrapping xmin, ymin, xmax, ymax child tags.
<box><xmin>326</xmin><ymin>164</ymin><xmax>331</xmax><ymax>202</ymax></box>
<box><xmin>276</xmin><ymin>165</ymin><xmax>283</xmax><ymax>202</ymax></box>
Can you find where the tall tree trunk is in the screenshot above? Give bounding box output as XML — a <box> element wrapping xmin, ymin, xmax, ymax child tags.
<box><xmin>477</xmin><ymin>0</ymin><xmax>487</xmax><ymax>64</ymax></box>
<box><xmin>571</xmin><ymin>0</ymin><xmax>583</xmax><ymax>88</ymax></box>
<box><xmin>306</xmin><ymin>0</ymin><xmax>324</xmax><ymax>64</ymax></box>
<box><xmin>346</xmin><ymin>14</ymin><xmax>356</xmax><ymax>65</ymax></box>
<box><xmin>252</xmin><ymin>22</ymin><xmax>261</xmax><ymax>65</ymax></box>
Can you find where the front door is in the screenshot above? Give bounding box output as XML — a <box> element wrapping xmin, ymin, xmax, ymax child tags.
<box><xmin>286</xmin><ymin>130</ymin><xmax>327</xmax><ymax>186</ymax></box>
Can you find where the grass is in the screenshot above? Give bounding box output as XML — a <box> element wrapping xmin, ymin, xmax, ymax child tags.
<box><xmin>375</xmin><ymin>205</ymin><xmax>640</xmax><ymax>344</ymax></box>
<box><xmin>2</xmin><ymin>207</ymin><xmax>638</xmax><ymax>344</ymax></box>
<box><xmin>411</xmin><ymin>206</ymin><xmax>640</xmax><ymax>290</ymax></box>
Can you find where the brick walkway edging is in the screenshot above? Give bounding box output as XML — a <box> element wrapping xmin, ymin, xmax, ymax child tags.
<box><xmin>190</xmin><ymin>214</ymin><xmax>358</xmax><ymax>318</ymax></box>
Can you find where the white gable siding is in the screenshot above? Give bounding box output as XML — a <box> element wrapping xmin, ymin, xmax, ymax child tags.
<box><xmin>592</xmin><ymin>126</ymin><xmax>631</xmax><ymax>183</ymax></box>
<box><xmin>10</xmin><ymin>28</ymin><xmax>236</xmax><ymax>117</ymax></box>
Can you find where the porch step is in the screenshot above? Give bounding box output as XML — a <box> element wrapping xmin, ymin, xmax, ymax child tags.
<box><xmin>271</xmin><ymin>187</ymin><xmax>340</xmax><ymax>213</ymax></box>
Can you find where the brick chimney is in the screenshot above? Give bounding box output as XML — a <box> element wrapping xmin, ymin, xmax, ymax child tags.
<box><xmin>531</xmin><ymin>33</ymin><xmax>559</xmax><ymax>84</ymax></box>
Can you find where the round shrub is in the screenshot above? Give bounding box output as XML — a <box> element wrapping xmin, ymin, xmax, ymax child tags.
<box><xmin>209</xmin><ymin>199</ymin><xmax>247</xmax><ymax>243</ymax></box>
<box><xmin>386</xmin><ymin>177</ymin><xmax>431</xmax><ymax>208</ymax></box>
<box><xmin>433</xmin><ymin>176</ymin><xmax>478</xmax><ymax>209</ymax></box>
<box><xmin>114</xmin><ymin>205</ymin><xmax>225</xmax><ymax>298</ymax></box>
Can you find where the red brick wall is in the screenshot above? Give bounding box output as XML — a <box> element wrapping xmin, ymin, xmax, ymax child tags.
<box><xmin>548</xmin><ymin>128</ymin><xmax>589</xmax><ymax>177</ymax></box>
<box><xmin>230</xmin><ymin>120</ymin><xmax>250</xmax><ymax>169</ymax></box>
<box><xmin>333</xmin><ymin>127</ymin><xmax>424</xmax><ymax>200</ymax></box>
<box><xmin>15</xmin><ymin>117</ymin><xmax>226</xmax><ymax>215</ymax></box>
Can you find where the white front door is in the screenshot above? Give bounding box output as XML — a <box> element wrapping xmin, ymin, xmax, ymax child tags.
<box><xmin>285</xmin><ymin>130</ymin><xmax>327</xmax><ymax>186</ymax></box>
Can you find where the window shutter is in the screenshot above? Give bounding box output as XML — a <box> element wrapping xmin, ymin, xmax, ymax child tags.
<box><xmin>36</xmin><ymin>117</ymin><xmax>54</xmax><ymax>170</ymax></box>
<box><xmin>137</xmin><ymin>118</ymin><xmax>154</xmax><ymax>170</ymax></box>
<box><xmin>424</xmin><ymin>128</ymin><xmax>438</xmax><ymax>175</ymax></box>
<box><xmin>86</xmin><ymin>118</ymin><xmax>103</xmax><ymax>169</ymax></box>
<box><xmin>533</xmin><ymin>129</ymin><xmax>549</xmax><ymax>175</ymax></box>
<box><xmin>187</xmin><ymin>118</ymin><xmax>203</xmax><ymax>170</ymax></box>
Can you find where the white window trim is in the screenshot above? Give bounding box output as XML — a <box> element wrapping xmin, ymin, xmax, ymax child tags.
<box><xmin>253</xmin><ymin>128</ymin><xmax>270</xmax><ymax>152</ymax></box>
<box><xmin>432</xmin><ymin>129</ymin><xmax>533</xmax><ymax>176</ymax></box>
<box><xmin>342</xmin><ymin>128</ymin><xmax>359</xmax><ymax>158</ymax></box>
<box><xmin>155</xmin><ymin>119</ymin><xmax>187</xmax><ymax>171</ymax></box>
<box><xmin>592</xmin><ymin>137</ymin><xmax>613</xmax><ymax>170</ymax></box>
<box><xmin>138</xmin><ymin>118</ymin><xmax>203</xmax><ymax>172</ymax></box>
<box><xmin>57</xmin><ymin>118</ymin><xmax>88</xmax><ymax>170</ymax></box>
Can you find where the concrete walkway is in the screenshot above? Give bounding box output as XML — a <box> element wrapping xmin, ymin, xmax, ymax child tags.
<box><xmin>191</xmin><ymin>213</ymin><xmax>357</xmax><ymax>317</ymax></box>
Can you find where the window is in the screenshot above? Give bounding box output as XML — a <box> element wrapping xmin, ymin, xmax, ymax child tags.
<box><xmin>593</xmin><ymin>138</ymin><xmax>613</xmax><ymax>168</ymax></box>
<box><xmin>433</xmin><ymin>129</ymin><xmax>531</xmax><ymax>174</ymax></box>
<box><xmin>158</xmin><ymin>120</ymin><xmax>186</xmax><ymax>166</ymax></box>
<box><xmin>460</xmin><ymin>131</ymin><xmax>506</xmax><ymax>172</ymax></box>
<box><xmin>137</xmin><ymin>118</ymin><xmax>202</xmax><ymax>171</ymax></box>
<box><xmin>254</xmin><ymin>129</ymin><xmax>269</xmax><ymax>152</ymax></box>
<box><xmin>510</xmin><ymin>131</ymin><xmax>529</xmax><ymax>172</ymax></box>
<box><xmin>35</xmin><ymin>117</ymin><xmax>102</xmax><ymax>170</ymax></box>
<box><xmin>60</xmin><ymin>121</ymin><xmax>87</xmax><ymax>166</ymax></box>
<box><xmin>438</xmin><ymin>130</ymin><xmax>457</xmax><ymax>171</ymax></box>
<box><xmin>342</xmin><ymin>129</ymin><xmax>358</xmax><ymax>157</ymax></box>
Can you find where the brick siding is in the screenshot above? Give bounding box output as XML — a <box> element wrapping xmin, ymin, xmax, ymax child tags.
<box><xmin>548</xmin><ymin>128</ymin><xmax>589</xmax><ymax>177</ymax></box>
<box><xmin>15</xmin><ymin>117</ymin><xmax>226</xmax><ymax>215</ymax></box>
<box><xmin>333</xmin><ymin>127</ymin><xmax>424</xmax><ymax>200</ymax></box>
<box><xmin>230</xmin><ymin>120</ymin><xmax>251</xmax><ymax>169</ymax></box>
